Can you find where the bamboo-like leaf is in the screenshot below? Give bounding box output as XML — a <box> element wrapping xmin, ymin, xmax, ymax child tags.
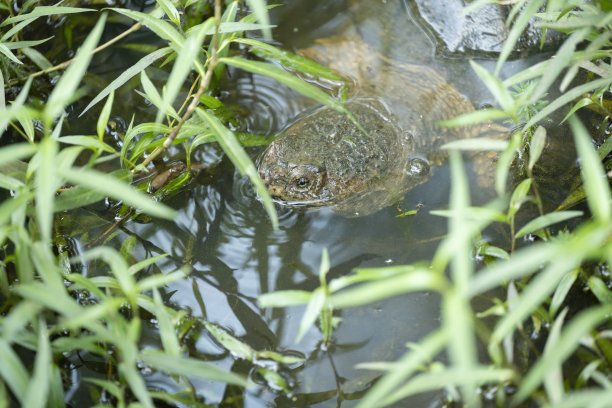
<box><xmin>569</xmin><ymin>115</ymin><xmax>611</xmax><ymax>222</ymax></box>
<box><xmin>0</xmin><ymin>338</ymin><xmax>29</xmax><ymax>404</ymax></box>
<box><xmin>44</xmin><ymin>13</ymin><xmax>107</xmax><ymax>123</ymax></box>
<box><xmin>153</xmin><ymin>288</ymin><xmax>181</xmax><ymax>356</ymax></box>
<box><xmin>196</xmin><ymin>108</ymin><xmax>278</xmax><ymax>228</ymax></box>
<box><xmin>21</xmin><ymin>47</ymin><xmax>53</xmax><ymax>71</ymax></box>
<box><xmin>295</xmin><ymin>287</ymin><xmax>325</xmax><ymax>343</ymax></box>
<box><xmin>550</xmin><ymin>269</ymin><xmax>579</xmax><ymax>318</ymax></box>
<box><xmin>97</xmin><ymin>90</ymin><xmax>114</xmax><ymax>140</ymax></box>
<box><xmin>118</xmin><ymin>361</ymin><xmax>154</xmax><ymax>408</ymax></box>
<box><xmin>496</xmin><ymin>132</ymin><xmax>521</xmax><ymax>195</ymax></box>
<box><xmin>155</xmin><ymin>0</ymin><xmax>180</xmax><ymax>25</ymax></box>
<box><xmin>0</xmin><ymin>43</ymin><xmax>21</xmax><ymax>65</ymax></box>
<box><xmin>528</xmin><ymin>126</ymin><xmax>547</xmax><ymax>171</ymax></box>
<box><xmin>442</xmin><ymin>137</ymin><xmax>508</xmax><ymax>151</ymax></box>
<box><xmin>234</xmin><ymin>38</ymin><xmax>342</xmax><ymax>82</ymax></box>
<box><xmin>508</xmin><ymin>178</ymin><xmax>533</xmax><ymax>219</ymax></box>
<box><xmin>23</xmin><ymin>322</ymin><xmax>52</xmax><ymax>408</ymax></box>
<box><xmin>515</xmin><ymin>210</ymin><xmax>583</xmax><ymax>238</ymax></box>
<box><xmin>59</xmin><ymin>167</ymin><xmax>177</xmax><ymax>220</ymax></box>
<box><xmin>587</xmin><ymin>276</ymin><xmax>612</xmax><ymax>304</ymax></box>
<box><xmin>259</xmin><ymin>290</ymin><xmax>312</xmax><ymax>307</ymax></box>
<box><xmin>204</xmin><ymin>322</ymin><xmax>253</xmax><ymax>361</ymax></box>
<box><xmin>0</xmin><ymin>143</ymin><xmax>37</xmax><ymax>166</ymax></box>
<box><xmin>2</xmin><ymin>37</ymin><xmax>53</xmax><ymax>50</ymax></box>
<box><xmin>495</xmin><ymin>0</ymin><xmax>546</xmax><ymax>74</ymax></box>
<box><xmin>438</xmin><ymin>108</ymin><xmax>510</xmax><ymax>128</ymax></box>
<box><xmin>110</xmin><ymin>8</ymin><xmax>184</xmax><ymax>49</ymax></box>
<box><xmin>529</xmin><ymin>28</ymin><xmax>590</xmax><ymax>104</ymax></box>
<box><xmin>35</xmin><ymin>136</ymin><xmax>59</xmax><ymax>242</ymax></box>
<box><xmin>139</xmin><ymin>350</ymin><xmax>250</xmax><ymax>386</ymax></box>
<box><xmin>512</xmin><ymin>305</ymin><xmax>612</xmax><ymax>405</ymax></box>
<box><xmin>0</xmin><ymin>6</ymin><xmax>94</xmax><ymax>27</ymax></box>
<box><xmin>219</xmin><ymin>57</ymin><xmax>347</xmax><ymax>114</ymax></box>
<box><xmin>245</xmin><ymin>0</ymin><xmax>272</xmax><ymax>39</ymax></box>
<box><xmin>80</xmin><ymin>47</ymin><xmax>172</xmax><ymax>116</ymax></box>
<box><xmin>525</xmin><ymin>77</ymin><xmax>611</xmax><ymax>129</ymax></box>
<box><xmin>155</xmin><ymin>18</ymin><xmax>212</xmax><ymax>124</ymax></box>
<box><xmin>76</xmin><ymin>247</ymin><xmax>135</xmax><ymax>299</ymax></box>
<box><xmin>470</xmin><ymin>61</ymin><xmax>514</xmax><ymax>111</ymax></box>
<box><xmin>355</xmin><ymin>329</ymin><xmax>447</xmax><ymax>408</ymax></box>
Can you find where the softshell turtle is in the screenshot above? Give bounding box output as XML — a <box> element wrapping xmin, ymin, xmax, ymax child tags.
<box><xmin>257</xmin><ymin>35</ymin><xmax>508</xmax><ymax>217</ymax></box>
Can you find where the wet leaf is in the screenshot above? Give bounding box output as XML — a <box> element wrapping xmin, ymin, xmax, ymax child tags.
<box><xmin>528</xmin><ymin>126</ymin><xmax>547</xmax><ymax>171</ymax></box>
<box><xmin>81</xmin><ymin>47</ymin><xmax>172</xmax><ymax>116</ymax></box>
<box><xmin>296</xmin><ymin>287</ymin><xmax>325</xmax><ymax>343</ymax></box>
<box><xmin>196</xmin><ymin>108</ymin><xmax>278</xmax><ymax>228</ymax></box>
<box><xmin>512</xmin><ymin>305</ymin><xmax>612</xmax><ymax>405</ymax></box>
<box><xmin>570</xmin><ymin>115</ymin><xmax>611</xmax><ymax>222</ymax></box>
<box><xmin>139</xmin><ymin>350</ymin><xmax>250</xmax><ymax>387</ymax></box>
<box><xmin>0</xmin><ymin>6</ymin><xmax>94</xmax><ymax>27</ymax></box>
<box><xmin>470</xmin><ymin>61</ymin><xmax>513</xmax><ymax>111</ymax></box>
<box><xmin>515</xmin><ymin>210</ymin><xmax>582</xmax><ymax>238</ymax></box>
<box><xmin>0</xmin><ymin>338</ymin><xmax>29</xmax><ymax>404</ymax></box>
<box><xmin>219</xmin><ymin>57</ymin><xmax>347</xmax><ymax>114</ymax></box>
<box><xmin>204</xmin><ymin>322</ymin><xmax>254</xmax><ymax>360</ymax></box>
<box><xmin>257</xmin><ymin>368</ymin><xmax>292</xmax><ymax>395</ymax></box>
<box><xmin>59</xmin><ymin>167</ymin><xmax>177</xmax><ymax>220</ymax></box>
<box><xmin>259</xmin><ymin>290</ymin><xmax>312</xmax><ymax>307</ymax></box>
<box><xmin>44</xmin><ymin>13</ymin><xmax>106</xmax><ymax>124</ymax></box>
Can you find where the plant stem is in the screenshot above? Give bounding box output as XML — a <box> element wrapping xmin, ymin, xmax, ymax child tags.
<box><xmin>138</xmin><ymin>0</ymin><xmax>222</xmax><ymax>170</ymax></box>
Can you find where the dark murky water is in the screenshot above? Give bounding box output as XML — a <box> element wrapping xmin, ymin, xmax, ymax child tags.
<box><xmin>64</xmin><ymin>0</ymin><xmax>580</xmax><ymax>406</ymax></box>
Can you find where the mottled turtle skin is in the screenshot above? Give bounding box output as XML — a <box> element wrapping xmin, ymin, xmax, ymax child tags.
<box><xmin>257</xmin><ymin>36</ymin><xmax>507</xmax><ymax>217</ymax></box>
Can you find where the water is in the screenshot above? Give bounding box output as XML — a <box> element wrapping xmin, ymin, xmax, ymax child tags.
<box><xmin>62</xmin><ymin>0</ymin><xmax>579</xmax><ymax>406</ymax></box>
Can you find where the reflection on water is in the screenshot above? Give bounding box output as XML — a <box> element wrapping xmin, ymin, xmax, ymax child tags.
<box><xmin>65</xmin><ymin>0</ymin><xmax>578</xmax><ymax>406</ymax></box>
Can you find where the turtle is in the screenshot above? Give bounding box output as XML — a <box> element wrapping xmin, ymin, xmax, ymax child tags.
<box><xmin>257</xmin><ymin>34</ymin><xmax>509</xmax><ymax>217</ymax></box>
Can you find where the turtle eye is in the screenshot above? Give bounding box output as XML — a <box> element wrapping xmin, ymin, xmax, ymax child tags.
<box><xmin>296</xmin><ymin>177</ymin><xmax>308</xmax><ymax>188</ymax></box>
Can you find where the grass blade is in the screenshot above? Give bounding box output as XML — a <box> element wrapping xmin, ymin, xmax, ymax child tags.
<box><xmin>569</xmin><ymin>115</ymin><xmax>611</xmax><ymax>222</ymax></box>
<box><xmin>80</xmin><ymin>47</ymin><xmax>172</xmax><ymax>116</ymax></box>
<box><xmin>219</xmin><ymin>57</ymin><xmax>347</xmax><ymax>113</ymax></box>
<box><xmin>515</xmin><ymin>210</ymin><xmax>583</xmax><ymax>238</ymax></box>
<box><xmin>44</xmin><ymin>13</ymin><xmax>107</xmax><ymax>124</ymax></box>
<box><xmin>59</xmin><ymin>167</ymin><xmax>177</xmax><ymax>220</ymax></box>
<box><xmin>0</xmin><ymin>6</ymin><xmax>94</xmax><ymax>27</ymax></box>
<box><xmin>110</xmin><ymin>8</ymin><xmax>184</xmax><ymax>49</ymax></box>
<box><xmin>244</xmin><ymin>0</ymin><xmax>272</xmax><ymax>39</ymax></box>
<box><xmin>139</xmin><ymin>351</ymin><xmax>250</xmax><ymax>386</ymax></box>
<box><xmin>196</xmin><ymin>107</ymin><xmax>278</xmax><ymax>228</ymax></box>
<box><xmin>0</xmin><ymin>338</ymin><xmax>29</xmax><ymax>403</ymax></box>
<box><xmin>96</xmin><ymin>90</ymin><xmax>114</xmax><ymax>140</ymax></box>
<box><xmin>23</xmin><ymin>322</ymin><xmax>51</xmax><ymax>408</ymax></box>
<box><xmin>35</xmin><ymin>136</ymin><xmax>59</xmax><ymax>242</ymax></box>
<box><xmin>512</xmin><ymin>305</ymin><xmax>612</xmax><ymax>405</ymax></box>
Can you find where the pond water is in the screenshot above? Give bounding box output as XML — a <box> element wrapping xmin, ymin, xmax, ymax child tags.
<box><xmin>62</xmin><ymin>0</ymin><xmax>581</xmax><ymax>406</ymax></box>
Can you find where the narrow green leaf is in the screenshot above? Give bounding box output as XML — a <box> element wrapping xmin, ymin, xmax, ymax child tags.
<box><xmin>110</xmin><ymin>8</ymin><xmax>184</xmax><ymax>49</ymax></box>
<box><xmin>204</xmin><ymin>322</ymin><xmax>253</xmax><ymax>361</ymax></box>
<box><xmin>0</xmin><ymin>338</ymin><xmax>29</xmax><ymax>404</ymax></box>
<box><xmin>0</xmin><ymin>43</ymin><xmax>21</xmax><ymax>65</ymax></box>
<box><xmin>508</xmin><ymin>178</ymin><xmax>532</xmax><ymax>218</ymax></box>
<box><xmin>196</xmin><ymin>108</ymin><xmax>278</xmax><ymax>228</ymax></box>
<box><xmin>525</xmin><ymin>77</ymin><xmax>611</xmax><ymax>129</ymax></box>
<box><xmin>155</xmin><ymin>18</ymin><xmax>212</xmax><ymax>124</ymax></box>
<box><xmin>512</xmin><ymin>305</ymin><xmax>612</xmax><ymax>405</ymax></box>
<box><xmin>570</xmin><ymin>115</ymin><xmax>611</xmax><ymax>222</ymax></box>
<box><xmin>587</xmin><ymin>276</ymin><xmax>612</xmax><ymax>304</ymax></box>
<box><xmin>35</xmin><ymin>137</ymin><xmax>59</xmax><ymax>242</ymax></box>
<box><xmin>80</xmin><ymin>47</ymin><xmax>172</xmax><ymax>116</ymax></box>
<box><xmin>59</xmin><ymin>167</ymin><xmax>177</xmax><ymax>220</ymax></box>
<box><xmin>76</xmin><ymin>247</ymin><xmax>135</xmax><ymax>298</ymax></box>
<box><xmin>44</xmin><ymin>13</ymin><xmax>107</xmax><ymax>123</ymax></box>
<box><xmin>515</xmin><ymin>210</ymin><xmax>583</xmax><ymax>238</ymax></box>
<box><xmin>234</xmin><ymin>38</ymin><xmax>343</xmax><ymax>82</ymax></box>
<box><xmin>0</xmin><ymin>6</ymin><xmax>94</xmax><ymax>27</ymax></box>
<box><xmin>550</xmin><ymin>269</ymin><xmax>578</xmax><ymax>318</ymax></box>
<box><xmin>295</xmin><ymin>287</ymin><xmax>325</xmax><ymax>343</ymax></box>
<box><xmin>97</xmin><ymin>90</ymin><xmax>114</xmax><ymax>140</ymax></box>
<box><xmin>442</xmin><ymin>137</ymin><xmax>508</xmax><ymax>151</ymax></box>
<box><xmin>21</xmin><ymin>47</ymin><xmax>53</xmax><ymax>71</ymax></box>
<box><xmin>23</xmin><ymin>322</ymin><xmax>51</xmax><ymax>408</ymax></box>
<box><xmin>496</xmin><ymin>132</ymin><xmax>520</xmax><ymax>195</ymax></box>
<box><xmin>259</xmin><ymin>290</ymin><xmax>312</xmax><ymax>307</ymax></box>
<box><xmin>528</xmin><ymin>126</ymin><xmax>547</xmax><ymax>171</ymax></box>
<box><xmin>0</xmin><ymin>143</ymin><xmax>37</xmax><ymax>166</ymax></box>
<box><xmin>118</xmin><ymin>361</ymin><xmax>154</xmax><ymax>408</ymax></box>
<box><xmin>245</xmin><ymin>0</ymin><xmax>272</xmax><ymax>39</ymax></box>
<box><xmin>495</xmin><ymin>0</ymin><xmax>546</xmax><ymax>74</ymax></box>
<box><xmin>219</xmin><ymin>57</ymin><xmax>347</xmax><ymax>114</ymax></box>
<box><xmin>330</xmin><ymin>269</ymin><xmax>444</xmax><ymax>308</ymax></box>
<box><xmin>470</xmin><ymin>61</ymin><xmax>513</xmax><ymax>111</ymax></box>
<box><xmin>156</xmin><ymin>0</ymin><xmax>180</xmax><ymax>25</ymax></box>
<box><xmin>139</xmin><ymin>70</ymin><xmax>179</xmax><ymax>120</ymax></box>
<box><xmin>139</xmin><ymin>350</ymin><xmax>250</xmax><ymax>387</ymax></box>
<box><xmin>128</xmin><ymin>254</ymin><xmax>168</xmax><ymax>275</ymax></box>
<box><xmin>153</xmin><ymin>288</ymin><xmax>181</xmax><ymax>356</ymax></box>
<box><xmin>355</xmin><ymin>329</ymin><xmax>447</xmax><ymax>408</ymax></box>
<box><xmin>530</xmin><ymin>28</ymin><xmax>590</xmax><ymax>104</ymax></box>
<box><xmin>2</xmin><ymin>37</ymin><xmax>53</xmax><ymax>50</ymax></box>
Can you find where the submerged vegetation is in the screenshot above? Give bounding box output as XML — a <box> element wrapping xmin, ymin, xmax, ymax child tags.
<box><xmin>0</xmin><ymin>0</ymin><xmax>612</xmax><ymax>406</ymax></box>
